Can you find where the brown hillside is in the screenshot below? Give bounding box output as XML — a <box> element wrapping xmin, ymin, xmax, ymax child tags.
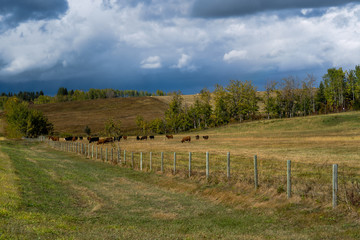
<box><xmin>31</xmin><ymin>96</ymin><xmax>173</xmax><ymax>135</ymax></box>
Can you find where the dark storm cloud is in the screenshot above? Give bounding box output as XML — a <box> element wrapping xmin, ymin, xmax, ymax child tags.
<box><xmin>192</xmin><ymin>0</ymin><xmax>360</xmax><ymax>17</ymax></box>
<box><xmin>0</xmin><ymin>0</ymin><xmax>68</xmax><ymax>30</ymax></box>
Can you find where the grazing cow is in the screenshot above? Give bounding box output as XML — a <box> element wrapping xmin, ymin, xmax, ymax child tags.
<box><xmin>181</xmin><ymin>136</ymin><xmax>191</xmax><ymax>143</ymax></box>
<box><xmin>136</xmin><ymin>136</ymin><xmax>140</xmax><ymax>140</ymax></box>
<box><xmin>140</xmin><ymin>136</ymin><xmax>147</xmax><ymax>140</ymax></box>
<box><xmin>123</xmin><ymin>136</ymin><xmax>127</xmax><ymax>140</ymax></box>
<box><xmin>114</xmin><ymin>136</ymin><xmax>122</xmax><ymax>141</ymax></box>
<box><xmin>49</xmin><ymin>136</ymin><xmax>59</xmax><ymax>141</ymax></box>
<box><xmin>88</xmin><ymin>137</ymin><xmax>99</xmax><ymax>143</ymax></box>
<box><xmin>72</xmin><ymin>136</ymin><xmax>78</xmax><ymax>141</ymax></box>
<box><xmin>149</xmin><ymin>135</ymin><xmax>154</xmax><ymax>140</ymax></box>
<box><xmin>203</xmin><ymin>136</ymin><xmax>209</xmax><ymax>140</ymax></box>
<box><xmin>65</xmin><ymin>136</ymin><xmax>73</xmax><ymax>141</ymax></box>
<box><xmin>79</xmin><ymin>136</ymin><xmax>83</xmax><ymax>140</ymax></box>
<box><xmin>195</xmin><ymin>135</ymin><xmax>199</xmax><ymax>140</ymax></box>
<box><xmin>97</xmin><ymin>137</ymin><xmax>113</xmax><ymax>145</ymax></box>
<box><xmin>166</xmin><ymin>135</ymin><xmax>173</xmax><ymax>139</ymax></box>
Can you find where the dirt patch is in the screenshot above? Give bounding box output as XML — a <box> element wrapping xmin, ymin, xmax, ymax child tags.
<box><xmin>151</xmin><ymin>211</ymin><xmax>177</xmax><ymax>220</ymax></box>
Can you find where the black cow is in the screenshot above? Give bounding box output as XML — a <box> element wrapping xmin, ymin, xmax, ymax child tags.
<box><xmin>88</xmin><ymin>137</ymin><xmax>99</xmax><ymax>143</ymax></box>
<box><xmin>141</xmin><ymin>136</ymin><xmax>147</xmax><ymax>140</ymax></box>
<box><xmin>195</xmin><ymin>135</ymin><xmax>199</xmax><ymax>140</ymax></box>
<box><xmin>136</xmin><ymin>136</ymin><xmax>140</xmax><ymax>140</ymax></box>
<box><xmin>114</xmin><ymin>136</ymin><xmax>122</xmax><ymax>141</ymax></box>
<box><xmin>65</xmin><ymin>136</ymin><xmax>73</xmax><ymax>141</ymax></box>
<box><xmin>149</xmin><ymin>135</ymin><xmax>154</xmax><ymax>140</ymax></box>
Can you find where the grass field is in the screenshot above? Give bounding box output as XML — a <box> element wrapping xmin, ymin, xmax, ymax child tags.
<box><xmin>30</xmin><ymin>95</ymin><xmax>198</xmax><ymax>135</ymax></box>
<box><xmin>46</xmin><ymin>111</ymin><xmax>360</xmax><ymax>210</ymax></box>
<box><xmin>1</xmin><ymin>140</ymin><xmax>360</xmax><ymax>239</ymax></box>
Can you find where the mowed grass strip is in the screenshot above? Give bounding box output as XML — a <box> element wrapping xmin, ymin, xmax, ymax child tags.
<box><xmin>1</xmin><ymin>141</ymin><xmax>360</xmax><ymax>239</ymax></box>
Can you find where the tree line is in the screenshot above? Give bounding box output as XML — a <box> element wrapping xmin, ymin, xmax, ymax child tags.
<box><xmin>135</xmin><ymin>65</ymin><xmax>360</xmax><ymax>134</ymax></box>
<box><xmin>35</xmin><ymin>88</ymin><xmax>167</xmax><ymax>104</ymax></box>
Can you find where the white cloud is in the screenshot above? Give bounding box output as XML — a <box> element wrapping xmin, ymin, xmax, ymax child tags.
<box><xmin>0</xmin><ymin>0</ymin><xmax>360</xmax><ymax>86</ymax></box>
<box><xmin>223</xmin><ymin>50</ymin><xmax>247</xmax><ymax>62</ymax></box>
<box><xmin>140</xmin><ymin>56</ymin><xmax>162</xmax><ymax>69</ymax></box>
<box><xmin>171</xmin><ymin>53</ymin><xmax>197</xmax><ymax>71</ymax></box>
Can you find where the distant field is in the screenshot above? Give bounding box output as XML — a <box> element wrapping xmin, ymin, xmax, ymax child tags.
<box><xmin>31</xmin><ymin>95</ymin><xmax>199</xmax><ymax>135</ymax></box>
<box><xmin>31</xmin><ymin>96</ymin><xmax>168</xmax><ymax>135</ymax></box>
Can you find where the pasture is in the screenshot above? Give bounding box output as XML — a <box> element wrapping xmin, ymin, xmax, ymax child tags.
<box><xmin>1</xmin><ymin>140</ymin><xmax>360</xmax><ymax>239</ymax></box>
<box><xmin>49</xmin><ymin>111</ymin><xmax>360</xmax><ymax>210</ymax></box>
<box><xmin>31</xmin><ymin>95</ymin><xmax>197</xmax><ymax>135</ymax></box>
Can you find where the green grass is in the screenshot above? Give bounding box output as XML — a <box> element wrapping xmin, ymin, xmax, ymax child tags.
<box><xmin>1</xmin><ymin>140</ymin><xmax>360</xmax><ymax>239</ymax></box>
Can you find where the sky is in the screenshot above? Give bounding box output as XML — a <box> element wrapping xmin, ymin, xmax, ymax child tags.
<box><xmin>1</xmin><ymin>0</ymin><xmax>360</xmax><ymax>95</ymax></box>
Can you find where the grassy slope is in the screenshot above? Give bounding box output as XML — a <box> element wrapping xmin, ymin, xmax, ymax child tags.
<box><xmin>31</xmin><ymin>97</ymin><xmax>169</xmax><ymax>135</ymax></box>
<box><xmin>1</xmin><ymin>140</ymin><xmax>359</xmax><ymax>239</ymax></box>
<box><xmin>30</xmin><ymin>95</ymin><xmax>198</xmax><ymax>136</ymax></box>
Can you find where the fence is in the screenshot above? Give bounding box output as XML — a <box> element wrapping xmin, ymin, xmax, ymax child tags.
<box><xmin>45</xmin><ymin>140</ymin><xmax>360</xmax><ymax>209</ymax></box>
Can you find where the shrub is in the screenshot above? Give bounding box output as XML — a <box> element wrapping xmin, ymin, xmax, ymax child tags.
<box><xmin>4</xmin><ymin>97</ymin><xmax>53</xmax><ymax>138</ymax></box>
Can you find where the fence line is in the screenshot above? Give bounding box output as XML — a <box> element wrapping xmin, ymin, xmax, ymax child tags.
<box><xmin>45</xmin><ymin>140</ymin><xmax>358</xmax><ymax>209</ymax></box>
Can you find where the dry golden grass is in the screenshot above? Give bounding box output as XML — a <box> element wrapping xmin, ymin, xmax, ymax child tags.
<box><xmin>50</xmin><ymin>111</ymin><xmax>360</xmax><ymax>210</ymax></box>
<box><xmin>31</xmin><ymin>95</ymin><xmax>200</xmax><ymax>135</ymax></box>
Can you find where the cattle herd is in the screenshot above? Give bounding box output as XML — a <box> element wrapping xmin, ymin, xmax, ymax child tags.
<box><xmin>48</xmin><ymin>134</ymin><xmax>209</xmax><ymax>144</ymax></box>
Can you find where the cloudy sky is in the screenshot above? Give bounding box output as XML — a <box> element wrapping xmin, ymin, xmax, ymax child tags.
<box><xmin>1</xmin><ymin>0</ymin><xmax>360</xmax><ymax>94</ymax></box>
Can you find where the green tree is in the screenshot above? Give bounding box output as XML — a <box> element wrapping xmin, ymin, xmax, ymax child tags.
<box><xmin>104</xmin><ymin>118</ymin><xmax>122</xmax><ymax>137</ymax></box>
<box><xmin>148</xmin><ymin>118</ymin><xmax>165</xmax><ymax>134</ymax></box>
<box><xmin>165</xmin><ymin>91</ymin><xmax>184</xmax><ymax>133</ymax></box>
<box><xmin>226</xmin><ymin>80</ymin><xmax>258</xmax><ymax>122</ymax></box>
<box><xmin>4</xmin><ymin>97</ymin><xmax>53</xmax><ymax>138</ymax></box>
<box><xmin>84</xmin><ymin>125</ymin><xmax>91</xmax><ymax>136</ymax></box>
<box><xmin>136</xmin><ymin>115</ymin><xmax>147</xmax><ymax>135</ymax></box>
<box><xmin>263</xmin><ymin>80</ymin><xmax>278</xmax><ymax>119</ymax></box>
<box><xmin>212</xmin><ymin>84</ymin><xmax>230</xmax><ymax>126</ymax></box>
<box><xmin>315</xmin><ymin>81</ymin><xmax>326</xmax><ymax>113</ymax></box>
<box><xmin>323</xmin><ymin>68</ymin><xmax>346</xmax><ymax>112</ymax></box>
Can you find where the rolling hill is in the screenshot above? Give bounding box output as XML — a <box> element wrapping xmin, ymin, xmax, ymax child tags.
<box><xmin>31</xmin><ymin>95</ymin><xmax>198</xmax><ymax>135</ymax></box>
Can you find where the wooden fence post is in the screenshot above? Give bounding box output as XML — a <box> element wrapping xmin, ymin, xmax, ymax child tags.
<box><xmin>333</xmin><ymin>164</ymin><xmax>338</xmax><ymax>209</ymax></box>
<box><xmin>254</xmin><ymin>155</ymin><xmax>258</xmax><ymax>190</ymax></box>
<box><xmin>131</xmin><ymin>152</ymin><xmax>134</xmax><ymax>169</ymax></box>
<box><xmin>161</xmin><ymin>152</ymin><xmax>164</xmax><ymax>173</ymax></box>
<box><xmin>92</xmin><ymin>145</ymin><xmax>94</xmax><ymax>159</ymax></box>
<box><xmin>227</xmin><ymin>152</ymin><xmax>230</xmax><ymax>180</ymax></box>
<box><xmin>140</xmin><ymin>152</ymin><xmax>143</xmax><ymax>171</ymax></box>
<box><xmin>124</xmin><ymin>150</ymin><xmax>126</xmax><ymax>165</ymax></box>
<box><xmin>174</xmin><ymin>152</ymin><xmax>176</xmax><ymax>175</ymax></box>
<box><xmin>206</xmin><ymin>152</ymin><xmax>209</xmax><ymax>181</ymax></box>
<box><xmin>189</xmin><ymin>152</ymin><xmax>192</xmax><ymax>177</ymax></box>
<box><xmin>117</xmin><ymin>149</ymin><xmax>120</xmax><ymax>164</ymax></box>
<box><xmin>100</xmin><ymin>147</ymin><xmax>103</xmax><ymax>161</ymax></box>
<box><xmin>150</xmin><ymin>152</ymin><xmax>152</xmax><ymax>171</ymax></box>
<box><xmin>287</xmin><ymin>160</ymin><xmax>291</xmax><ymax>199</ymax></box>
